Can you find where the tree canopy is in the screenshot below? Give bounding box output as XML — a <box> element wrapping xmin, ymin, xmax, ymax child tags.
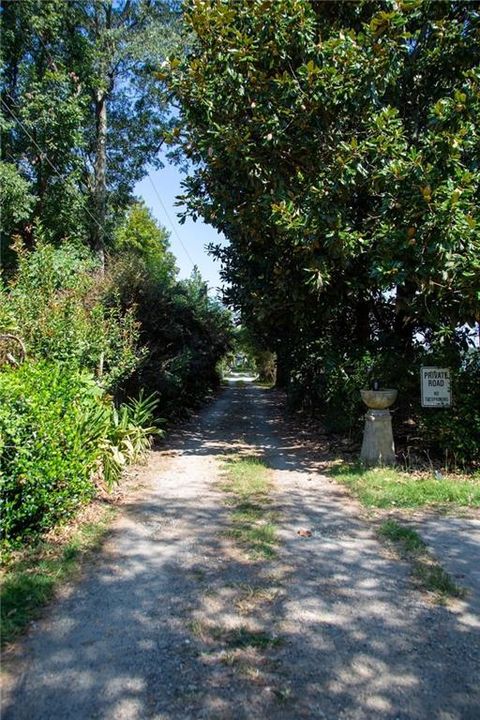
<box><xmin>165</xmin><ymin>0</ymin><xmax>480</xmax><ymax>367</ymax></box>
<box><xmin>1</xmin><ymin>0</ymin><xmax>182</xmax><ymax>261</ymax></box>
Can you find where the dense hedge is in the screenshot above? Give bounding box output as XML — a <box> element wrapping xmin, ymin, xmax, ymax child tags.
<box><xmin>286</xmin><ymin>342</ymin><xmax>480</xmax><ymax>466</ymax></box>
<box><xmin>0</xmin><ymin>362</ymin><xmax>102</xmax><ymax>545</ymax></box>
<box><xmin>109</xmin><ymin>253</ymin><xmax>233</xmax><ymax>415</ymax></box>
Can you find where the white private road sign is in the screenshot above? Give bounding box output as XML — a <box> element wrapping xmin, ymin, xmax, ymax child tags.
<box><xmin>420</xmin><ymin>367</ymin><xmax>452</xmax><ymax>407</ymax></box>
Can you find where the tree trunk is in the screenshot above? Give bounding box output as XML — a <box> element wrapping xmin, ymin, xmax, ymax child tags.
<box><xmin>394</xmin><ymin>282</ymin><xmax>416</xmax><ymax>358</ymax></box>
<box><xmin>354</xmin><ymin>296</ymin><xmax>370</xmax><ymax>345</ymax></box>
<box><xmin>93</xmin><ymin>89</ymin><xmax>107</xmax><ymax>271</ymax></box>
<box><xmin>275</xmin><ymin>350</ymin><xmax>290</xmax><ymax>389</ymax></box>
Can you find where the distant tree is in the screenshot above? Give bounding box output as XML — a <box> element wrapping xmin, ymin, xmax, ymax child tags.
<box><xmin>114</xmin><ymin>200</ymin><xmax>172</xmax><ymax>266</ymax></box>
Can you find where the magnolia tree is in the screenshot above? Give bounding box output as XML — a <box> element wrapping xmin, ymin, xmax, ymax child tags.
<box><xmin>164</xmin><ymin>0</ymin><xmax>479</xmax><ymax>370</ymax></box>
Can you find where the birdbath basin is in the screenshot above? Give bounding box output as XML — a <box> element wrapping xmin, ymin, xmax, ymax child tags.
<box><xmin>361</xmin><ymin>389</ymin><xmax>398</xmax><ymax>410</ymax></box>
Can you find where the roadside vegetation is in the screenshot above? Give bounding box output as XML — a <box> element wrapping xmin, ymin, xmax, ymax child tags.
<box><xmin>0</xmin><ymin>0</ymin><xmax>233</xmax><ymax>604</ymax></box>
<box><xmin>330</xmin><ymin>463</ymin><xmax>480</xmax><ymax>510</ymax></box>
<box><xmin>0</xmin><ymin>233</ymin><xmax>232</xmax><ymax>639</ymax></box>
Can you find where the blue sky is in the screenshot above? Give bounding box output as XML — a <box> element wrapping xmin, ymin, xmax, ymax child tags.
<box><xmin>134</xmin><ymin>154</ymin><xmax>226</xmax><ymax>292</ymax></box>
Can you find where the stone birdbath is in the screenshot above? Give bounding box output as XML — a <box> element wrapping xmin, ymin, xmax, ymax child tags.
<box><xmin>360</xmin><ymin>388</ymin><xmax>397</xmax><ymax>466</ymax></box>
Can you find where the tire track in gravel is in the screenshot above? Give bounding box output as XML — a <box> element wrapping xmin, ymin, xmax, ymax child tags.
<box><xmin>2</xmin><ymin>382</ymin><xmax>479</xmax><ymax>720</ymax></box>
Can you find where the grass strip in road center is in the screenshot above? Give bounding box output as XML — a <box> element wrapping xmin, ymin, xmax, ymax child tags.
<box><xmin>378</xmin><ymin>519</ymin><xmax>466</xmax><ymax>603</ymax></box>
<box><xmin>186</xmin><ymin>455</ymin><xmax>289</xmax><ymax>704</ymax></box>
<box><xmin>220</xmin><ymin>456</ymin><xmax>278</xmax><ymax>559</ymax></box>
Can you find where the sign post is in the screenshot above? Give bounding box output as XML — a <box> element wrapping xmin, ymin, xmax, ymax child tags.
<box><xmin>420</xmin><ymin>367</ymin><xmax>452</xmax><ymax>408</ymax></box>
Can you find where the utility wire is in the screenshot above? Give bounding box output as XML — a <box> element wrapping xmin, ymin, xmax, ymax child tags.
<box><xmin>3</xmin><ymin>94</ymin><xmax>196</xmax><ymax>273</ymax></box>
<box><xmin>103</xmin><ymin>139</ymin><xmax>196</xmax><ymax>271</ymax></box>
<box><xmin>1</xmin><ymin>95</ymin><xmax>105</xmax><ymax>235</ymax></box>
<box><xmin>145</xmin><ymin>171</ymin><xmax>196</xmax><ymax>269</ymax></box>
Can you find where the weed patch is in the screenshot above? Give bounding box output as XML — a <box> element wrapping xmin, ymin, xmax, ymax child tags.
<box><xmin>189</xmin><ymin>621</ymin><xmax>281</xmax><ymax>650</ymax></box>
<box><xmin>221</xmin><ymin>456</ymin><xmax>271</xmax><ymax>500</ymax></box>
<box><xmin>1</xmin><ymin>507</ymin><xmax>115</xmax><ymax>647</ymax></box>
<box><xmin>378</xmin><ymin>520</ymin><xmax>465</xmax><ymax>602</ymax></box>
<box><xmin>233</xmin><ymin>584</ymin><xmax>281</xmax><ymax>615</ymax></box>
<box><xmin>223</xmin><ymin>626</ymin><xmax>282</xmax><ymax>650</ymax></box>
<box><xmin>220</xmin><ymin>456</ymin><xmax>277</xmax><ymax>559</ymax></box>
<box><xmin>379</xmin><ymin>520</ymin><xmax>426</xmax><ymax>552</ymax></box>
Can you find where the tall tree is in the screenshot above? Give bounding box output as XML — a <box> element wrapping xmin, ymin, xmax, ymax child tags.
<box><xmin>165</xmin><ymin>0</ymin><xmax>480</xmax><ymax>381</ymax></box>
<box><xmin>1</xmin><ymin>0</ymin><xmax>182</xmax><ymax>265</ymax></box>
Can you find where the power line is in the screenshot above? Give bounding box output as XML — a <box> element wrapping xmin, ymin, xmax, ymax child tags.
<box><xmin>1</xmin><ymin>95</ymin><xmax>105</xmax><ymax>235</ymax></box>
<box><xmin>3</xmin><ymin>94</ymin><xmax>196</xmax><ymax>273</ymax></box>
<box><xmin>145</xmin><ymin>171</ymin><xmax>196</xmax><ymax>269</ymax></box>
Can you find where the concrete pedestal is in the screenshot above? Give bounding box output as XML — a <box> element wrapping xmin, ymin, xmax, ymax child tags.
<box><xmin>360</xmin><ymin>409</ymin><xmax>395</xmax><ymax>466</ymax></box>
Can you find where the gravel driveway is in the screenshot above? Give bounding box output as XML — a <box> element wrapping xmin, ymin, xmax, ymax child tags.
<box><xmin>2</xmin><ymin>383</ymin><xmax>479</xmax><ymax>719</ymax></box>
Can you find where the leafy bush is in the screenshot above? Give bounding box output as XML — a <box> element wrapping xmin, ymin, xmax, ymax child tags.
<box><xmin>0</xmin><ymin>362</ymin><xmax>160</xmax><ymax>547</ymax></box>
<box><xmin>99</xmin><ymin>391</ymin><xmax>161</xmax><ymax>489</ymax></box>
<box><xmin>110</xmin><ymin>253</ymin><xmax>233</xmax><ymax>415</ymax></box>
<box><xmin>0</xmin><ymin>362</ymin><xmax>101</xmax><ymax>545</ymax></box>
<box><xmin>0</xmin><ymin>236</ymin><xmax>144</xmax><ymax>391</ymax></box>
<box><xmin>288</xmin><ymin>342</ymin><xmax>375</xmax><ymax>433</ymax></box>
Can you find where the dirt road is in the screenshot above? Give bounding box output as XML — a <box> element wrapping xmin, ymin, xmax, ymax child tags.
<box><xmin>2</xmin><ymin>383</ymin><xmax>479</xmax><ymax>719</ymax></box>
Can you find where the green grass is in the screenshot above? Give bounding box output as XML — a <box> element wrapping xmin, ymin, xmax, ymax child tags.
<box><xmin>189</xmin><ymin>620</ymin><xmax>281</xmax><ymax>650</ymax></box>
<box><xmin>221</xmin><ymin>456</ymin><xmax>271</xmax><ymax>499</ymax></box>
<box><xmin>193</xmin><ymin>457</ymin><xmax>284</xmax><ymax>692</ymax></box>
<box><xmin>330</xmin><ymin>463</ymin><xmax>480</xmax><ymax>509</ymax></box>
<box><xmin>1</xmin><ymin>508</ymin><xmax>115</xmax><ymax>647</ymax></box>
<box><xmin>379</xmin><ymin>519</ymin><xmax>426</xmax><ymax>552</ymax></box>
<box><xmin>221</xmin><ymin>626</ymin><xmax>282</xmax><ymax>650</ymax></box>
<box><xmin>226</xmin><ymin>523</ymin><xmax>278</xmax><ymax>559</ymax></box>
<box><xmin>414</xmin><ymin>563</ymin><xmax>464</xmax><ymax>598</ymax></box>
<box><xmin>378</xmin><ymin>520</ymin><xmax>465</xmax><ymax>601</ymax></box>
<box><xmin>220</xmin><ymin>456</ymin><xmax>277</xmax><ymax>559</ymax></box>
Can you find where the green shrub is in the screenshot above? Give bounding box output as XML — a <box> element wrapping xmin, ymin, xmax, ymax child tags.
<box><xmin>0</xmin><ymin>362</ymin><xmax>101</xmax><ymax>545</ymax></box>
<box><xmin>418</xmin><ymin>350</ymin><xmax>480</xmax><ymax>465</ymax></box>
<box><xmin>288</xmin><ymin>342</ymin><xmax>375</xmax><ymax>433</ymax></box>
<box><xmin>0</xmin><ymin>362</ymin><xmax>160</xmax><ymax>547</ymax></box>
<box><xmin>111</xmin><ymin>254</ymin><xmax>234</xmax><ymax>416</ymax></box>
<box><xmin>0</xmin><ymin>237</ymin><xmax>144</xmax><ymax>391</ymax></box>
<box><xmin>99</xmin><ymin>390</ymin><xmax>162</xmax><ymax>489</ymax></box>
